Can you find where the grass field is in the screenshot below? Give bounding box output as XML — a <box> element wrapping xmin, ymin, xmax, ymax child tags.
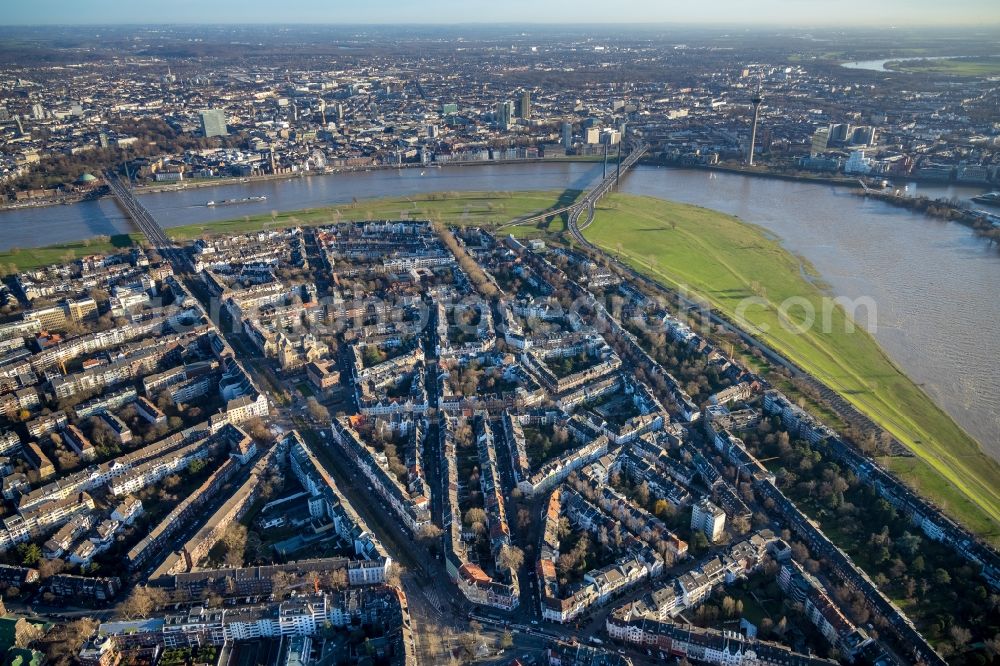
<box><xmin>165</xmin><ymin>190</ymin><xmax>573</xmax><ymax>241</ymax></box>
<box><xmin>582</xmin><ymin>193</ymin><xmax>1000</xmax><ymax>543</ymax></box>
<box><xmin>0</xmin><ymin>191</ymin><xmax>570</xmax><ymax>272</ymax></box>
<box><xmin>0</xmin><ymin>233</ymin><xmax>143</xmax><ymax>272</ymax></box>
<box><xmin>887</xmin><ymin>57</ymin><xmax>1000</xmax><ymax>77</ymax></box>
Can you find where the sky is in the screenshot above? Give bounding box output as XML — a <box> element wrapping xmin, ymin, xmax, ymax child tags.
<box><xmin>3</xmin><ymin>0</ymin><xmax>999</xmax><ymax>26</ymax></box>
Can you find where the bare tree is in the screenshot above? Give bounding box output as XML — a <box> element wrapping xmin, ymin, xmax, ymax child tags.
<box><xmin>497</xmin><ymin>545</ymin><xmax>525</xmax><ymax>571</ymax></box>
<box><xmin>221</xmin><ymin>523</ymin><xmax>248</xmax><ymax>567</ymax></box>
<box><xmin>306</xmin><ymin>396</ymin><xmax>330</xmax><ymax>421</ymax></box>
<box><xmin>385</xmin><ymin>562</ymin><xmax>402</xmax><ymax>588</ymax></box>
<box><xmin>116</xmin><ymin>586</ymin><xmax>168</xmax><ymax>619</ymax></box>
<box><xmin>270</xmin><ymin>571</ymin><xmax>293</xmax><ymax>600</ymax></box>
<box><xmin>36</xmin><ymin>617</ymin><xmax>97</xmax><ymax>666</ymax></box>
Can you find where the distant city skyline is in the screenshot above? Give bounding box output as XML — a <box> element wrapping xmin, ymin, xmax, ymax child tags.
<box><xmin>4</xmin><ymin>0</ymin><xmax>999</xmax><ymax>27</ymax></box>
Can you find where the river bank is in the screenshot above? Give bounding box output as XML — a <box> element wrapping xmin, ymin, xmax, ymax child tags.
<box><xmin>657</xmin><ymin>158</ymin><xmax>999</xmax><ymax>192</ymax></box>
<box><xmin>0</xmin><ymin>186</ymin><xmax>108</xmax><ymax>212</ymax></box>
<box><xmin>0</xmin><ymin>155</ymin><xmax>603</xmax><ymax>211</ymax></box>
<box><xmin>647</xmin><ymin>159</ymin><xmax>865</xmax><ymax>188</ymax></box>
<box><xmin>854</xmin><ymin>189</ymin><xmax>1000</xmax><ymax>244</ymax></box>
<box><xmin>654</xmin><ymin>160</ymin><xmax>1000</xmax><ymax>250</ymax></box>
<box><xmin>583</xmin><ymin>192</ymin><xmax>1000</xmax><ymax>541</ymax></box>
<box><xmin>840</xmin><ymin>54</ymin><xmax>971</xmax><ymax>72</ymax></box>
<box><xmin>0</xmin><ymin>190</ymin><xmax>567</xmax><ymax>271</ymax></box>
<box><xmin>620</xmin><ymin>167</ymin><xmax>1000</xmax><ymax>468</ymax></box>
<box><xmin>134</xmin><ymin>155</ymin><xmax>603</xmax><ymax>195</ymax></box>
<box><xmin>0</xmin><ymin>195</ymin><xmax>89</xmax><ymax>211</ymax></box>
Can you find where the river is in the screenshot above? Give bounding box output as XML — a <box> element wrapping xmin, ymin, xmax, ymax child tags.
<box><xmin>0</xmin><ymin>163</ymin><xmax>605</xmax><ymax>251</ymax></box>
<box><xmin>622</xmin><ymin>167</ymin><xmax>1000</xmax><ymax>459</ymax></box>
<box><xmin>1</xmin><ymin>162</ymin><xmax>997</xmax><ymax>457</ymax></box>
<box><xmin>840</xmin><ymin>55</ymin><xmax>960</xmax><ymax>72</ymax></box>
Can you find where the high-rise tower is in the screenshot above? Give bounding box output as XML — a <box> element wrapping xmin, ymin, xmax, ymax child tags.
<box><xmin>519</xmin><ymin>90</ymin><xmax>531</xmax><ymax>120</ymax></box>
<box><xmin>496</xmin><ymin>101</ymin><xmax>514</xmax><ymax>130</ymax></box>
<box><xmin>561</xmin><ymin>121</ymin><xmax>573</xmax><ymax>149</ymax></box>
<box><xmin>748</xmin><ymin>84</ymin><xmax>763</xmax><ymax>166</ymax></box>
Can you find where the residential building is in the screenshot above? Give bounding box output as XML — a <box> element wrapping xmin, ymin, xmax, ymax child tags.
<box><xmin>691</xmin><ymin>497</ymin><xmax>726</xmax><ymax>543</ymax></box>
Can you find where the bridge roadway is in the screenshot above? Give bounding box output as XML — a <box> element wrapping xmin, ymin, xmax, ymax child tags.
<box><xmin>104</xmin><ymin>171</ymin><xmax>193</xmax><ymax>272</ymax></box>
<box><xmin>501</xmin><ymin>142</ymin><xmax>648</xmax><ymax>231</ymax></box>
<box><xmin>567</xmin><ymin>142</ymin><xmax>647</xmax><ymax>238</ymax></box>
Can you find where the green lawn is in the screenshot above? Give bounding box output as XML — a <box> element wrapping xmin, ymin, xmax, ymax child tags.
<box><xmin>879</xmin><ymin>455</ymin><xmax>995</xmax><ymax>535</ymax></box>
<box><xmin>0</xmin><ymin>191</ymin><xmax>569</xmax><ymax>272</ymax></box>
<box><xmin>887</xmin><ymin>57</ymin><xmax>1000</xmax><ymax>77</ymax></box>
<box><xmin>166</xmin><ymin>190</ymin><xmax>572</xmax><ymax>241</ymax></box>
<box><xmin>0</xmin><ymin>233</ymin><xmax>142</xmax><ymax>272</ymax></box>
<box><xmin>582</xmin><ymin>193</ymin><xmax>1000</xmax><ymax>542</ymax></box>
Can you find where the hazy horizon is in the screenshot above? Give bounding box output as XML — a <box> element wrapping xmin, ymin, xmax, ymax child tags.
<box><xmin>4</xmin><ymin>0</ymin><xmax>999</xmax><ymax>28</ymax></box>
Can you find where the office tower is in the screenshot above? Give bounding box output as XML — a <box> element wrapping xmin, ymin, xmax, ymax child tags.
<box><xmin>199</xmin><ymin>109</ymin><xmax>228</xmax><ymax>138</ymax></box>
<box><xmin>561</xmin><ymin>122</ymin><xmax>573</xmax><ymax>149</ymax></box>
<box><xmin>810</xmin><ymin>127</ymin><xmax>830</xmax><ymax>156</ymax></box>
<box><xmin>747</xmin><ymin>84</ymin><xmax>763</xmax><ymax>166</ymax></box>
<box><xmin>30</xmin><ymin>103</ymin><xmax>44</xmax><ymax>120</ymax></box>
<box><xmin>496</xmin><ymin>101</ymin><xmax>514</xmax><ymax>130</ymax></box>
<box><xmin>599</xmin><ymin>129</ymin><xmax>620</xmax><ymax>145</ymax></box>
<box><xmin>828</xmin><ymin>123</ymin><xmax>852</xmax><ymax>143</ymax></box>
<box><xmin>691</xmin><ymin>498</ymin><xmax>726</xmax><ymax>543</ymax></box>
<box><xmin>852</xmin><ymin>125</ymin><xmax>877</xmax><ymax>147</ymax></box>
<box><xmin>518</xmin><ymin>90</ymin><xmax>531</xmax><ymax>120</ymax></box>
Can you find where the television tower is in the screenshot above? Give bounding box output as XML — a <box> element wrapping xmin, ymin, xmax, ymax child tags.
<box><xmin>748</xmin><ymin>82</ymin><xmax>763</xmax><ymax>166</ymax></box>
